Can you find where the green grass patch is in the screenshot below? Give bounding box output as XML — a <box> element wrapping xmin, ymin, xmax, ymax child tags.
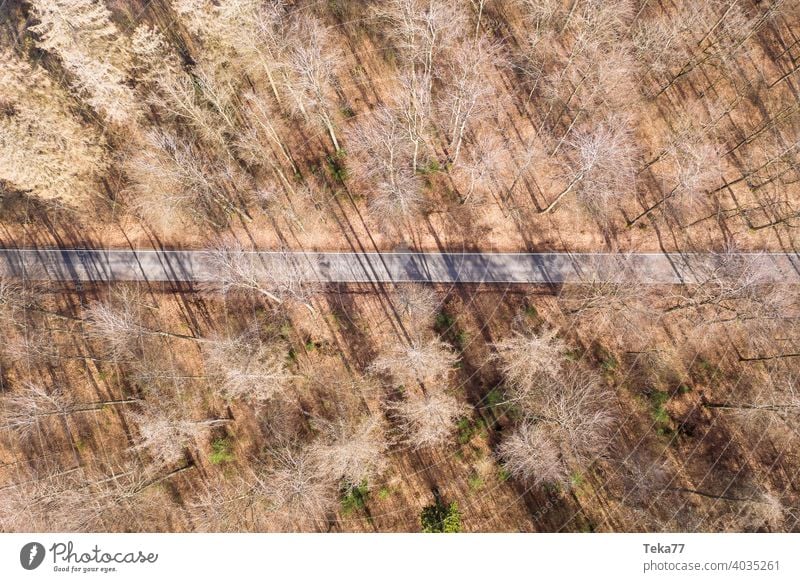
<box><xmin>648</xmin><ymin>390</ymin><xmax>672</xmax><ymax>435</ymax></box>
<box><xmin>457</xmin><ymin>416</ymin><xmax>487</xmax><ymax>445</ymax></box>
<box><xmin>435</xmin><ymin>311</ymin><xmax>455</xmax><ymax>330</ymax></box>
<box><xmin>435</xmin><ymin>311</ymin><xmax>471</xmax><ymax>352</ymax></box>
<box><xmin>304</xmin><ymin>339</ymin><xmax>321</xmax><ymax>352</ymax></box>
<box><xmin>456</xmin><ymin>417</ymin><xmax>478</xmax><ymax>445</ymax></box>
<box><xmin>594</xmin><ymin>345</ymin><xmax>617</xmax><ymax>372</ymax></box>
<box><xmin>326</xmin><ymin>150</ymin><xmax>349</xmax><ymax>183</ymax></box>
<box><xmin>209</xmin><ymin>438</ymin><xmax>235</xmax><ymax>465</ymax></box>
<box><xmin>418</xmin><ymin>159</ymin><xmax>442</xmax><ymax>175</ymax></box>
<box><xmin>341</xmin><ymin>480</ymin><xmax>370</xmax><ymax>515</ymax></box>
<box><xmin>453</xmin><ymin>329</ymin><xmax>470</xmax><ymax>350</ymax></box>
<box><xmin>484</xmin><ymin>387</ymin><xmax>505</xmax><ymax>410</ymax></box>
<box><xmin>544</xmin><ymin>482</ymin><xmax>562</xmax><ymax>496</ymax></box>
<box><xmin>420</xmin><ymin>500</ymin><xmax>461</xmax><ymax>533</ymax></box>
<box><xmin>468</xmin><ymin>474</ymin><xmax>485</xmax><ymax>491</ymax></box>
<box><xmin>601</xmin><ymin>353</ymin><xmax>618</xmax><ymax>372</ymax></box>
<box><xmin>278</xmin><ymin>322</ymin><xmax>293</xmax><ymax>339</ymax></box>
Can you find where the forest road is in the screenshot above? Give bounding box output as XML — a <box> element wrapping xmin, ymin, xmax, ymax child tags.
<box><xmin>0</xmin><ymin>249</ymin><xmax>799</xmax><ymax>285</ymax></box>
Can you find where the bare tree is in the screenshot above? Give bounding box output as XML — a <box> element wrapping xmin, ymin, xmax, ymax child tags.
<box><xmin>369</xmin><ymin>0</ymin><xmax>463</xmax><ymax>175</ymax></box>
<box><xmin>187</xmin><ymin>474</ymin><xmax>267</xmax><ymax>532</ymax></box>
<box><xmin>191</xmin><ymin>0</ymin><xmax>289</xmax><ymax>106</ymax></box>
<box><xmin>494</xmin><ymin>358</ymin><xmax>616</xmax><ymax>477</ymax></box>
<box><xmin>256</xmin><ymin>443</ymin><xmax>337</xmax><ymax>529</ymax></box>
<box><xmin>204</xmin><ymin>327</ymin><xmax>293</xmax><ymax>403</ymax></box>
<box><xmin>628</xmin><ymin>141</ymin><xmax>723</xmax><ymax>226</ymax></box>
<box><xmin>492</xmin><ymin>327</ymin><xmax>567</xmax><ymax>391</ymax></box>
<box><xmin>651</xmin><ymin>1</ymin><xmax>770</xmax><ymax>97</ymax></box>
<box><xmin>370</xmin><ymin>337</ymin><xmax>459</xmax><ymax>387</ymax></box>
<box><xmin>238</xmin><ymin>90</ymin><xmax>298</xmax><ymax>175</ymax></box>
<box><xmin>123</xmin><ymin>130</ymin><xmax>252</xmax><ymax>230</ymax></box>
<box><xmin>84</xmin><ymin>290</ymin><xmax>201</xmax><ymax>359</ymax></box>
<box><xmin>0</xmin><ymin>463</ymin><xmax>97</xmax><ymax>532</ymax></box>
<box><xmin>704</xmin><ymin>367</ymin><xmax>800</xmax><ymax>433</ymax></box>
<box><xmin>84</xmin><ymin>301</ymin><xmax>145</xmax><ymax>359</ymax></box>
<box><xmin>496</xmin><ymin>421</ymin><xmax>566</xmax><ymax>485</ymax></box>
<box><xmin>252</xmin><ymin>179</ymin><xmax>329</xmax><ymax>236</ymax></box>
<box><xmin>545</xmin><ymin>117</ymin><xmax>636</xmax><ymax>215</ymax></box>
<box><xmin>1</xmin><ymin>382</ymin><xmax>138</xmax><ymax>440</ymax></box>
<box><xmin>735</xmin><ymin>491</ymin><xmax>788</xmax><ymax>532</ymax></box>
<box><xmin>1</xmin><ymin>382</ymin><xmax>74</xmax><ymax>440</ymax></box>
<box><xmin>714</xmin><ymin>133</ymin><xmax>800</xmax><ymax>230</ymax></box>
<box><xmin>375</xmin><ymin>0</ymin><xmax>466</xmax><ymax>83</ymax></box>
<box><xmin>310</xmin><ymin>415</ymin><xmax>388</xmax><ymax>487</ymax></box>
<box><xmin>453</xmin><ymin>132</ymin><xmax>504</xmax><ymax>204</ymax></box>
<box><xmin>169</xmin><ymin>0</ymin><xmax>303</xmax><ymax>177</ymax></box>
<box><xmin>470</xmin><ymin>0</ymin><xmax>493</xmax><ymax>36</ymax></box>
<box><xmin>27</xmin><ymin>0</ymin><xmax>136</xmax><ymax>123</ymax></box>
<box><xmin>345</xmin><ymin>106</ymin><xmax>425</xmax><ymax>226</ymax></box>
<box><xmin>535</xmin><ymin>368</ymin><xmax>616</xmax><ymax>467</ymax></box>
<box><xmin>557</xmin><ymin>254</ymin><xmax>651</xmax><ymax>344</ymax></box>
<box><xmin>284</xmin><ymin>15</ymin><xmax>343</xmax><ymax>151</ymax></box>
<box><xmin>129</xmin><ymin>401</ymin><xmax>228</xmax><ymax>467</ymax></box>
<box><xmin>130</xmin><ymin>24</ymin><xmax>182</xmax><ymax>84</ymax></box>
<box><xmin>130</xmin><ymin>26</ymin><xmax>237</xmax><ymax>149</ymax></box>
<box><xmin>128</xmin><ymin>346</ymin><xmax>206</xmax><ymax>395</ymax></box>
<box><xmin>0</xmin><ymin>50</ymin><xmax>106</xmax><ymax>204</ymax></box>
<box><xmin>77</xmin><ymin>456</ymin><xmax>194</xmax><ymax>531</ymax></box>
<box><xmin>387</xmin><ymin>389</ymin><xmax>468</xmax><ymax>450</ymax></box>
<box><xmin>2</xmin><ymin>326</ymin><xmax>65</xmax><ymax>369</ymax></box>
<box><xmin>206</xmin><ymin>240</ymin><xmax>320</xmax><ymax>309</ymax></box>
<box><xmin>668</xmin><ymin>249</ymin><xmax>785</xmax><ymax>323</ymax></box>
<box><xmin>0</xmin><ymin>277</ymin><xmax>26</xmax><ymax>324</ymax></box>
<box><xmin>514</xmin><ymin>0</ymin><xmax>634</xmax><ymax>127</ymax></box>
<box><xmin>392</xmin><ymin>284</ymin><xmax>439</xmax><ymax>332</ymax></box>
<box><xmin>631</xmin><ymin>13</ymin><xmax>692</xmax><ymax>90</ymax></box>
<box><xmin>436</xmin><ymin>38</ymin><xmax>504</xmax><ymax>163</ymax></box>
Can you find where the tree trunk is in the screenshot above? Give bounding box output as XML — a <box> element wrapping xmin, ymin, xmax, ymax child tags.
<box><xmin>540</xmin><ymin>173</ymin><xmax>584</xmax><ymax>213</ymax></box>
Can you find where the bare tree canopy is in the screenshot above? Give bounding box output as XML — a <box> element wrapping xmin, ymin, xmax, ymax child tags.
<box><xmin>0</xmin><ymin>50</ymin><xmax>106</xmax><ymax>204</ymax></box>
<box><xmin>256</xmin><ymin>443</ymin><xmax>337</xmax><ymax>528</ymax></box>
<box><xmin>492</xmin><ymin>327</ymin><xmax>567</xmax><ymax>390</ymax></box>
<box><xmin>129</xmin><ymin>400</ymin><xmax>227</xmax><ymax>467</ymax></box>
<box><xmin>1</xmin><ymin>382</ymin><xmax>74</xmax><ymax>439</ymax></box>
<box><xmin>204</xmin><ymin>327</ymin><xmax>293</xmax><ymax>403</ymax></box>
<box><xmin>370</xmin><ymin>338</ymin><xmax>459</xmax><ymax>387</ymax></box>
<box><xmin>27</xmin><ymin>0</ymin><xmax>136</xmax><ymax>123</ymax></box>
<box><xmin>345</xmin><ymin>106</ymin><xmax>426</xmax><ymax>226</ymax></box>
<box><xmin>497</xmin><ymin>421</ymin><xmax>565</xmax><ymax>485</ymax></box>
<box><xmin>310</xmin><ymin>415</ymin><xmax>388</xmax><ymax>487</ymax></box>
<box><xmin>387</xmin><ymin>389</ymin><xmax>468</xmax><ymax>450</ymax></box>
<box><xmin>207</xmin><ymin>240</ymin><xmax>320</xmax><ymax>308</ymax></box>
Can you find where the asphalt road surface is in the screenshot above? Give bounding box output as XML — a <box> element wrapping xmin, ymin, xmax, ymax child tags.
<box><xmin>1</xmin><ymin>249</ymin><xmax>799</xmax><ymax>285</ymax></box>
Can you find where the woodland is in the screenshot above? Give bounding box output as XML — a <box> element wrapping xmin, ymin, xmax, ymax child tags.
<box><xmin>0</xmin><ymin>0</ymin><xmax>799</xmax><ymax>532</ymax></box>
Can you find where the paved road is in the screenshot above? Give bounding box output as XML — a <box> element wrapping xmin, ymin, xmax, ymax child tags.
<box><xmin>1</xmin><ymin>249</ymin><xmax>799</xmax><ymax>285</ymax></box>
